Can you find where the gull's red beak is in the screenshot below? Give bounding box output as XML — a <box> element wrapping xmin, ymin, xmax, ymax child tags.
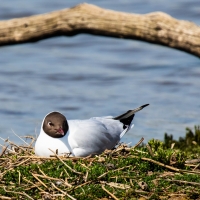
<box><xmin>57</xmin><ymin>128</ymin><xmax>64</xmax><ymax>135</ymax></box>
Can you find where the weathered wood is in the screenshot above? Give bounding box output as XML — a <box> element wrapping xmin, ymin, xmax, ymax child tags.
<box><xmin>0</xmin><ymin>3</ymin><xmax>200</xmax><ymax>57</ymax></box>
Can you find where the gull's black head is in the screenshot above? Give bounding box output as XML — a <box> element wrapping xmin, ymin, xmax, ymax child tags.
<box><xmin>43</xmin><ymin>112</ymin><xmax>68</xmax><ymax>138</ymax></box>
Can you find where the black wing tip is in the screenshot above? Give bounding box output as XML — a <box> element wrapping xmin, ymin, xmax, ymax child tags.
<box><xmin>141</xmin><ymin>104</ymin><xmax>149</xmax><ymax>109</ymax></box>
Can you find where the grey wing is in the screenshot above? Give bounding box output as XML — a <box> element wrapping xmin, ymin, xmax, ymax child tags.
<box><xmin>68</xmin><ymin>118</ymin><xmax>123</xmax><ymax>157</ymax></box>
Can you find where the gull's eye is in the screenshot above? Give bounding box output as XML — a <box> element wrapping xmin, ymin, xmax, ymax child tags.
<box><xmin>48</xmin><ymin>121</ymin><xmax>54</xmax><ymax>126</ymax></box>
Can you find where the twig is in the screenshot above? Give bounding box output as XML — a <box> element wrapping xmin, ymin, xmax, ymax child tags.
<box><xmin>63</xmin><ymin>168</ymin><xmax>70</xmax><ymax>178</ymax></box>
<box><xmin>15</xmin><ymin>158</ymin><xmax>31</xmax><ymax>166</ymax></box>
<box><xmin>180</xmin><ymin>169</ymin><xmax>200</xmax><ymax>175</ymax></box>
<box><xmin>185</xmin><ymin>164</ymin><xmax>197</xmax><ymax>167</ymax></box>
<box><xmin>130</xmin><ymin>179</ymin><xmax>134</xmax><ymax>187</ymax></box>
<box><xmin>48</xmin><ymin>148</ymin><xmax>82</xmax><ymax>175</ymax></box>
<box><xmin>98</xmin><ymin>165</ymin><xmax>133</xmax><ymax>179</ymax></box>
<box><xmin>102</xmin><ymin>185</ymin><xmax>119</xmax><ymax>200</ymax></box>
<box><xmin>171</xmin><ymin>143</ymin><xmax>175</xmax><ymax>149</ymax></box>
<box><xmin>0</xmin><ymin>145</ymin><xmax>8</xmax><ymax>157</ymax></box>
<box><xmin>84</xmin><ymin>171</ymin><xmax>89</xmax><ymax>182</ymax></box>
<box><xmin>17</xmin><ymin>170</ymin><xmax>21</xmax><ymax>185</ymax></box>
<box><xmin>51</xmin><ymin>183</ymin><xmax>66</xmax><ymax>194</ymax></box>
<box><xmin>0</xmin><ymin>196</ymin><xmax>12</xmax><ymax>199</ymax></box>
<box><xmin>0</xmin><ymin>144</ymin><xmax>16</xmax><ymax>154</ymax></box>
<box><xmin>146</xmin><ymin>144</ymin><xmax>154</xmax><ymax>157</ymax></box>
<box><xmin>79</xmin><ymin>162</ymin><xmax>90</xmax><ymax>170</ymax></box>
<box><xmin>11</xmin><ymin>129</ymin><xmax>29</xmax><ymax>146</ymax></box>
<box><xmin>37</xmin><ymin>165</ymin><xmax>47</xmax><ymax>177</ymax></box>
<box><xmin>51</xmin><ymin>183</ymin><xmax>76</xmax><ymax>200</ymax></box>
<box><xmin>185</xmin><ymin>159</ymin><xmax>200</xmax><ymax>164</ymax></box>
<box><xmin>130</xmin><ymin>155</ymin><xmax>200</xmax><ymax>174</ymax></box>
<box><xmin>51</xmin><ymin>193</ymin><xmax>65</xmax><ymax>197</ymax></box>
<box><xmin>35</xmin><ymin>173</ymin><xmax>72</xmax><ymax>188</ymax></box>
<box><xmin>73</xmin><ymin>180</ymin><xmax>93</xmax><ymax>190</ymax></box>
<box><xmin>17</xmin><ymin>155</ymin><xmax>83</xmax><ymax>161</ymax></box>
<box><xmin>23</xmin><ymin>177</ymin><xmax>46</xmax><ymax>192</ymax></box>
<box><xmin>22</xmin><ymin>192</ymin><xmax>34</xmax><ymax>200</ymax></box>
<box><xmin>3</xmin><ymin>186</ymin><xmax>34</xmax><ymax>200</ymax></box>
<box><xmin>32</xmin><ymin>173</ymin><xmax>49</xmax><ymax>189</ymax></box>
<box><xmin>21</xmin><ymin>135</ymin><xmax>36</xmax><ymax>147</ymax></box>
<box><xmin>134</xmin><ymin>149</ymin><xmax>148</xmax><ymax>154</ymax></box>
<box><xmin>101</xmin><ymin>181</ymin><xmax>130</xmax><ymax>189</ymax></box>
<box><xmin>166</xmin><ymin>179</ymin><xmax>200</xmax><ymax>186</ymax></box>
<box><xmin>132</xmin><ymin>137</ymin><xmax>144</xmax><ymax>149</ymax></box>
<box><xmin>0</xmin><ymin>136</ymin><xmax>28</xmax><ymax>153</ymax></box>
<box><xmin>131</xmin><ymin>156</ymin><xmax>181</xmax><ymax>172</ymax></box>
<box><xmin>114</xmin><ymin>138</ymin><xmax>144</xmax><ymax>154</ymax></box>
<box><xmin>134</xmin><ymin>189</ymin><xmax>149</xmax><ymax>194</ymax></box>
<box><xmin>193</xmin><ymin>163</ymin><xmax>200</xmax><ymax>171</ymax></box>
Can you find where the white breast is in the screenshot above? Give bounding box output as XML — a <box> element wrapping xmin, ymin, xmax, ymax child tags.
<box><xmin>35</xmin><ymin>130</ymin><xmax>72</xmax><ymax>157</ymax></box>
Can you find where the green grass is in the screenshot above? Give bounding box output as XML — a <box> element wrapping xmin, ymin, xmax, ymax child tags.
<box><xmin>0</xmin><ymin>126</ymin><xmax>200</xmax><ymax>199</ymax></box>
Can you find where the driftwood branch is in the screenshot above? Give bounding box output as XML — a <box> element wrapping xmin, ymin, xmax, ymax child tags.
<box><xmin>0</xmin><ymin>3</ymin><xmax>200</xmax><ymax>57</ymax></box>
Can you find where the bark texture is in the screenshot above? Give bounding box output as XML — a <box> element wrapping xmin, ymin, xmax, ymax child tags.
<box><xmin>0</xmin><ymin>3</ymin><xmax>200</xmax><ymax>57</ymax></box>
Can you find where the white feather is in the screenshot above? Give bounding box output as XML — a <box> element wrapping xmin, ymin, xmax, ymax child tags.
<box><xmin>35</xmin><ymin>113</ymin><xmax>134</xmax><ymax>157</ymax></box>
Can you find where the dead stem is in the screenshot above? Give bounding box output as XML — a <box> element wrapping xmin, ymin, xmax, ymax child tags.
<box><xmin>0</xmin><ymin>196</ymin><xmax>12</xmax><ymax>199</ymax></box>
<box><xmin>146</xmin><ymin>144</ymin><xmax>154</xmax><ymax>157</ymax></box>
<box><xmin>84</xmin><ymin>171</ymin><xmax>89</xmax><ymax>182</ymax></box>
<box><xmin>102</xmin><ymin>185</ymin><xmax>119</xmax><ymax>200</ymax></box>
<box><xmin>132</xmin><ymin>137</ymin><xmax>144</xmax><ymax>149</ymax></box>
<box><xmin>98</xmin><ymin>165</ymin><xmax>134</xmax><ymax>179</ymax></box>
<box><xmin>23</xmin><ymin>177</ymin><xmax>46</xmax><ymax>192</ymax></box>
<box><xmin>0</xmin><ymin>146</ymin><xmax>8</xmax><ymax>157</ymax></box>
<box><xmin>0</xmin><ymin>144</ymin><xmax>16</xmax><ymax>154</ymax></box>
<box><xmin>185</xmin><ymin>159</ymin><xmax>200</xmax><ymax>164</ymax></box>
<box><xmin>73</xmin><ymin>180</ymin><xmax>93</xmax><ymax>190</ymax></box>
<box><xmin>17</xmin><ymin>170</ymin><xmax>21</xmax><ymax>185</ymax></box>
<box><xmin>166</xmin><ymin>179</ymin><xmax>200</xmax><ymax>186</ymax></box>
<box><xmin>21</xmin><ymin>135</ymin><xmax>36</xmax><ymax>147</ymax></box>
<box><xmin>11</xmin><ymin>129</ymin><xmax>29</xmax><ymax>146</ymax></box>
<box><xmin>1</xmin><ymin>136</ymin><xmax>200</xmax><ymax>199</ymax></box>
<box><xmin>3</xmin><ymin>186</ymin><xmax>34</xmax><ymax>200</ymax></box>
<box><xmin>32</xmin><ymin>173</ymin><xmax>49</xmax><ymax>189</ymax></box>
<box><xmin>15</xmin><ymin>158</ymin><xmax>31</xmax><ymax>166</ymax></box>
<box><xmin>0</xmin><ymin>136</ymin><xmax>28</xmax><ymax>153</ymax></box>
<box><xmin>131</xmin><ymin>156</ymin><xmax>181</xmax><ymax>172</ymax></box>
<box><xmin>37</xmin><ymin>165</ymin><xmax>47</xmax><ymax>176</ymax></box>
<box><xmin>36</xmin><ymin>174</ymin><xmax>72</xmax><ymax>188</ymax></box>
<box><xmin>51</xmin><ymin>183</ymin><xmax>76</xmax><ymax>200</ymax></box>
<box><xmin>48</xmin><ymin>148</ymin><xmax>82</xmax><ymax>175</ymax></box>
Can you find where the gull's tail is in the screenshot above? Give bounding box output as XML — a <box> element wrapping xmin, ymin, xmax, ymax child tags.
<box><xmin>114</xmin><ymin>104</ymin><xmax>149</xmax><ymax>130</ymax></box>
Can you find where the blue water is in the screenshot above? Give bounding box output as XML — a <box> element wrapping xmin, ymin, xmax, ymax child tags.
<box><xmin>0</xmin><ymin>0</ymin><xmax>199</xmax><ymax>146</ymax></box>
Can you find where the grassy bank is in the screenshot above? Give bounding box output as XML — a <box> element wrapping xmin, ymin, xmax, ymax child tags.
<box><xmin>0</xmin><ymin>126</ymin><xmax>200</xmax><ymax>199</ymax></box>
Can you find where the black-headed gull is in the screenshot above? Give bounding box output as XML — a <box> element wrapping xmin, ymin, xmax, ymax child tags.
<box><xmin>35</xmin><ymin>104</ymin><xmax>149</xmax><ymax>157</ymax></box>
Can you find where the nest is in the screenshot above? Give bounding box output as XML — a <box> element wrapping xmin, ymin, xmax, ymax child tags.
<box><xmin>0</xmin><ymin>136</ymin><xmax>200</xmax><ymax>199</ymax></box>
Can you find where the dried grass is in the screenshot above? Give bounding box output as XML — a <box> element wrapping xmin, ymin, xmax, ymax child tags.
<box><xmin>0</xmin><ymin>134</ymin><xmax>200</xmax><ymax>199</ymax></box>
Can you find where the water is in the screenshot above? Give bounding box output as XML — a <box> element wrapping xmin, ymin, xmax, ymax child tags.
<box><xmin>0</xmin><ymin>0</ymin><xmax>199</xmax><ymax>146</ymax></box>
